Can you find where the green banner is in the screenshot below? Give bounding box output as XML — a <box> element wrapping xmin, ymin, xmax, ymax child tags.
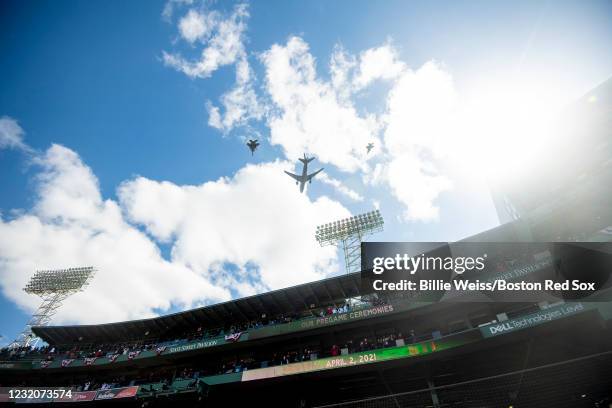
<box><xmin>241</xmin><ymin>332</ymin><xmax>476</xmax><ymax>382</ymax></box>
<box><xmin>166</xmin><ymin>335</ymin><xmax>246</xmax><ymax>355</ymax></box>
<box><xmin>249</xmin><ymin>301</ymin><xmax>428</xmax><ymax>340</ymax></box>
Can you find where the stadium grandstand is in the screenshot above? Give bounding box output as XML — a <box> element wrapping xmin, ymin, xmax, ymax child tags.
<box><xmin>1</xmin><ymin>216</ymin><xmax>612</xmax><ymax>407</ymax></box>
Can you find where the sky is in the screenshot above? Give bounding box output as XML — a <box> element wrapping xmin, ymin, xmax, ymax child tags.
<box><xmin>1</xmin><ymin>0</ymin><xmax>611</xmax><ymax>346</ymax></box>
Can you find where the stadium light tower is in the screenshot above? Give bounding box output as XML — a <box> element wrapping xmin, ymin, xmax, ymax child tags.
<box><xmin>316</xmin><ymin>210</ymin><xmax>384</xmax><ymax>274</ymax></box>
<box><xmin>11</xmin><ymin>267</ymin><xmax>96</xmax><ymax>348</ymax></box>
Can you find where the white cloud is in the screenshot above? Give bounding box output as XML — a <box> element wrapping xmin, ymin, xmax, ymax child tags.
<box><xmin>206</xmin><ymin>58</ymin><xmax>264</xmax><ymax>132</ymax></box>
<box><xmin>119</xmin><ymin>160</ymin><xmax>349</xmax><ymax>291</ymax></box>
<box><xmin>371</xmin><ymin>153</ymin><xmax>451</xmax><ymax>221</ymax></box>
<box><xmin>318</xmin><ymin>172</ymin><xmax>364</xmax><ymax>202</ymax></box>
<box><xmin>0</xmin><ymin>144</ymin><xmax>349</xmax><ymax>325</ymax></box>
<box><xmin>260</xmin><ymin>38</ymin><xmax>458</xmax><ymax>220</ymax></box>
<box><xmin>330</xmin><ymin>45</ymin><xmax>357</xmax><ymax>102</ymax></box>
<box><xmin>261</xmin><ymin>37</ymin><xmax>380</xmax><ymax>173</ymax></box>
<box><xmin>0</xmin><ymin>116</ymin><xmax>29</xmax><ymax>151</ymax></box>
<box><xmin>0</xmin><ymin>145</ymin><xmax>349</xmax><ymax>323</ymax></box>
<box><xmin>164</xmin><ymin>3</ymin><xmax>261</xmax><ymax>133</ymax></box>
<box><xmin>383</xmin><ymin>61</ymin><xmax>456</xmax><ymax>155</ymax></box>
<box><xmin>163</xmin><ymin>3</ymin><xmax>249</xmax><ymax>79</ymax></box>
<box><xmin>353</xmin><ymin>44</ymin><xmax>405</xmax><ymax>90</ymax></box>
<box><xmin>178</xmin><ymin>9</ymin><xmax>215</xmax><ymax>43</ymax></box>
<box><xmin>0</xmin><ymin>145</ymin><xmax>228</xmax><ymax>324</ymax></box>
<box><xmin>163</xmin><ymin>7</ymin><xmax>471</xmax><ymax>224</ymax></box>
<box><xmin>162</xmin><ymin>0</ymin><xmax>194</xmax><ymax>22</ymax></box>
<box><xmin>329</xmin><ymin>44</ymin><xmax>405</xmax><ymax>94</ymax></box>
<box><xmin>376</xmin><ymin>61</ymin><xmax>457</xmax><ymax>221</ymax></box>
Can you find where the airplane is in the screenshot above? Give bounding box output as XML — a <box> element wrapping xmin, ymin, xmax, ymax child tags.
<box><xmin>246</xmin><ymin>139</ymin><xmax>260</xmax><ymax>155</ymax></box>
<box><xmin>366</xmin><ymin>142</ymin><xmax>374</xmax><ymax>154</ymax></box>
<box><xmin>285</xmin><ymin>154</ymin><xmax>324</xmax><ymax>193</ymax></box>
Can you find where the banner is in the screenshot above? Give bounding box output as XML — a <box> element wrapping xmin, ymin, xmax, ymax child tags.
<box><xmin>54</xmin><ymin>391</ymin><xmax>97</xmax><ymax>403</ymax></box>
<box><xmin>84</xmin><ymin>357</ymin><xmax>97</xmax><ymax>366</ymax></box>
<box><xmin>249</xmin><ymin>303</ymin><xmax>407</xmax><ymax>340</ymax></box>
<box><xmin>301</xmin><ymin>304</ymin><xmax>395</xmax><ymax>330</ymax></box>
<box><xmin>94</xmin><ymin>386</ymin><xmax>139</xmax><ymax>400</ymax></box>
<box><xmin>156</xmin><ymin>346</ymin><xmax>167</xmax><ymax>355</ymax></box>
<box><xmin>108</xmin><ymin>354</ymin><xmax>119</xmax><ymax>363</ymax></box>
<box><xmin>224</xmin><ymin>332</ymin><xmax>242</xmax><ymax>342</ymax></box>
<box><xmin>241</xmin><ymin>331</ymin><xmax>478</xmax><ymax>382</ymax></box>
<box><xmin>61</xmin><ymin>359</ymin><xmax>74</xmax><ymax>368</ymax></box>
<box><xmin>480</xmin><ymin>302</ymin><xmax>588</xmax><ymax>338</ymax></box>
<box><xmin>167</xmin><ymin>339</ymin><xmax>220</xmax><ymax>354</ymax></box>
<box><xmin>127</xmin><ymin>351</ymin><xmax>140</xmax><ymax>360</ymax></box>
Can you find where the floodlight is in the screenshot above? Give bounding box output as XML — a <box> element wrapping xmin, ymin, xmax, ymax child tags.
<box><xmin>315</xmin><ymin>210</ymin><xmax>384</xmax><ymax>274</ymax></box>
<box><xmin>24</xmin><ymin>267</ymin><xmax>95</xmax><ymax>294</ymax></box>
<box><xmin>11</xmin><ymin>266</ymin><xmax>96</xmax><ymax>348</ymax></box>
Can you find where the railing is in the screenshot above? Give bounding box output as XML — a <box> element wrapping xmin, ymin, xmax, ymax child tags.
<box><xmin>2</xmin><ymin>301</ymin><xmax>414</xmax><ymax>370</ymax></box>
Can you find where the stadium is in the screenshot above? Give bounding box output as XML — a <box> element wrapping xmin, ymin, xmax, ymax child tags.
<box><xmin>1</xmin><ymin>225</ymin><xmax>612</xmax><ymax>407</ymax></box>
<box><xmin>1</xmin><ymin>2</ymin><xmax>612</xmax><ymax>407</ymax></box>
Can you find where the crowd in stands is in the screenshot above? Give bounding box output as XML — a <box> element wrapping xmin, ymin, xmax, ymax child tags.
<box><xmin>0</xmin><ymin>297</ymin><xmax>388</xmax><ymax>363</ymax></box>
<box><xmin>0</xmin><ymin>251</ymin><xmax>540</xmax><ymax>364</ymax></box>
<box><xmin>0</xmin><ymin>340</ymin><xmax>161</xmax><ymax>362</ymax></box>
<box><xmin>0</xmin><ymin>251</ymin><xmax>537</xmax><ymax>371</ymax></box>
<box><xmin>66</xmin><ymin>369</ymin><xmax>200</xmax><ymax>396</ymax></box>
<box><xmin>0</xmin><ymin>293</ymin><xmax>547</xmax><ymax>396</ymax></box>
<box><xmin>215</xmin><ymin>328</ymin><xmax>418</xmax><ymax>375</ymax></box>
<box><xmin>12</xmin><ymin>325</ymin><xmax>420</xmax><ymax>395</ymax></box>
<box><xmin>0</xmin><ymin>249</ymin><xmax>540</xmax><ymax>366</ymax></box>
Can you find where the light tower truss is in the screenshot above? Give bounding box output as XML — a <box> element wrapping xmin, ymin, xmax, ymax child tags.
<box><xmin>11</xmin><ymin>266</ymin><xmax>96</xmax><ymax>349</ymax></box>
<box><xmin>315</xmin><ymin>210</ymin><xmax>384</xmax><ymax>274</ymax></box>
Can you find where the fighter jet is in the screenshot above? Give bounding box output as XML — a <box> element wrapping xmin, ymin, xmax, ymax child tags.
<box><xmin>285</xmin><ymin>154</ymin><xmax>324</xmax><ymax>193</ymax></box>
<box><xmin>246</xmin><ymin>139</ymin><xmax>260</xmax><ymax>155</ymax></box>
<box><xmin>366</xmin><ymin>142</ymin><xmax>374</xmax><ymax>154</ymax></box>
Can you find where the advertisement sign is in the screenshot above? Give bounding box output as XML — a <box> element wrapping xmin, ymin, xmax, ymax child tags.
<box><xmin>167</xmin><ymin>338</ymin><xmax>222</xmax><ymax>354</ymax></box>
<box><xmin>241</xmin><ymin>332</ymin><xmax>476</xmax><ymax>382</ymax></box>
<box><xmin>94</xmin><ymin>386</ymin><xmax>139</xmax><ymax>400</ymax></box>
<box><xmin>298</xmin><ymin>304</ymin><xmax>396</xmax><ymax>330</ymax></box>
<box><xmin>83</xmin><ymin>358</ymin><xmax>97</xmax><ymax>366</ymax></box>
<box><xmin>480</xmin><ymin>302</ymin><xmax>587</xmax><ymax>338</ymax></box>
<box><xmin>54</xmin><ymin>391</ymin><xmax>97</xmax><ymax>403</ymax></box>
<box><xmin>248</xmin><ymin>302</ymin><xmax>422</xmax><ymax>341</ymax></box>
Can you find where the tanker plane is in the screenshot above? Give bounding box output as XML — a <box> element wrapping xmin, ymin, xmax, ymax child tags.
<box><xmin>285</xmin><ymin>154</ymin><xmax>324</xmax><ymax>193</ymax></box>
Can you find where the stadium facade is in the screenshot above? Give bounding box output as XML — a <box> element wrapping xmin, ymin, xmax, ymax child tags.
<box><xmin>1</xmin><ymin>219</ymin><xmax>611</xmax><ymax>407</ymax></box>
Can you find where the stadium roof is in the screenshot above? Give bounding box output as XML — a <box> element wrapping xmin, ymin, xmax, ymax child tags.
<box><xmin>32</xmin><ymin>272</ymin><xmax>363</xmax><ymax>346</ymax></box>
<box><xmin>31</xmin><ymin>221</ymin><xmax>533</xmax><ymax>346</ymax></box>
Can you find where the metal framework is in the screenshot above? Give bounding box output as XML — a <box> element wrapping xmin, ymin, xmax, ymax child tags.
<box><xmin>316</xmin><ymin>210</ymin><xmax>384</xmax><ymax>274</ymax></box>
<box><xmin>11</xmin><ymin>267</ymin><xmax>96</xmax><ymax>348</ymax></box>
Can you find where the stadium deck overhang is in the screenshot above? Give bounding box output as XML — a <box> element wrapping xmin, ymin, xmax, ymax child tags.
<box><xmin>32</xmin><ymin>272</ymin><xmax>363</xmax><ymax>346</ymax></box>
<box><xmin>31</xmin><ymin>221</ymin><xmax>550</xmax><ymax>346</ymax></box>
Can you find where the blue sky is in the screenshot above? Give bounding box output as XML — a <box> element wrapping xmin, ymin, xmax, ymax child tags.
<box><xmin>1</xmin><ymin>0</ymin><xmax>611</xmax><ymax>346</ymax></box>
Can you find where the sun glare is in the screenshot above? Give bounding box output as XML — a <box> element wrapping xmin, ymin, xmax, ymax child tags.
<box><xmin>452</xmin><ymin>75</ymin><xmax>573</xmax><ymax>183</ymax></box>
